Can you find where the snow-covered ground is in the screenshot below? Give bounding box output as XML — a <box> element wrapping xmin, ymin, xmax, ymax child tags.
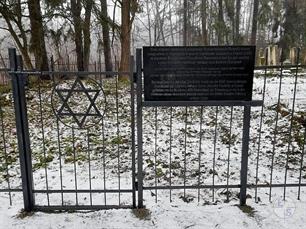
<box><xmin>0</xmin><ymin>193</ymin><xmax>305</xmax><ymax>229</ymax></box>
<box><xmin>0</xmin><ymin>72</ymin><xmax>305</xmax><ymax>228</ymax></box>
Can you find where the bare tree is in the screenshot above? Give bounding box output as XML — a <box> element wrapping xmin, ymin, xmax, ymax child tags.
<box><xmin>201</xmin><ymin>0</ymin><xmax>208</xmax><ymax>45</ymax></box>
<box><xmin>168</xmin><ymin>0</ymin><xmax>175</xmax><ymax>45</ymax></box>
<box><xmin>94</xmin><ymin>0</ymin><xmax>113</xmax><ymax>73</ymax></box>
<box><xmin>0</xmin><ymin>1</ymin><xmax>33</xmax><ymax>69</ymax></box>
<box><xmin>224</xmin><ymin>0</ymin><xmax>235</xmax><ymax>44</ymax></box>
<box><xmin>250</xmin><ymin>0</ymin><xmax>259</xmax><ymax>45</ymax></box>
<box><xmin>155</xmin><ymin>1</ymin><xmax>166</xmax><ymax>45</ymax></box>
<box><xmin>83</xmin><ymin>0</ymin><xmax>93</xmax><ymax>71</ymax></box>
<box><xmin>119</xmin><ymin>0</ymin><xmax>138</xmax><ymax>77</ymax></box>
<box><xmin>71</xmin><ymin>0</ymin><xmax>84</xmax><ymax>71</ymax></box>
<box><xmin>101</xmin><ymin>0</ymin><xmax>113</xmax><ymax>72</ymax></box>
<box><xmin>183</xmin><ymin>0</ymin><xmax>187</xmax><ymax>46</ymax></box>
<box><xmin>28</xmin><ymin>0</ymin><xmax>49</xmax><ymax>73</ymax></box>
<box><xmin>146</xmin><ymin>0</ymin><xmax>152</xmax><ymax>45</ymax></box>
<box><xmin>70</xmin><ymin>0</ymin><xmax>93</xmax><ymax>71</ymax></box>
<box><xmin>217</xmin><ymin>0</ymin><xmax>225</xmax><ymax>45</ymax></box>
<box><xmin>235</xmin><ymin>0</ymin><xmax>242</xmax><ymax>44</ymax></box>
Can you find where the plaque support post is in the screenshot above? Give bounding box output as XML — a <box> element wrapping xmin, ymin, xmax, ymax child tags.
<box><xmin>240</xmin><ymin>105</ymin><xmax>251</xmax><ymax>206</ymax></box>
<box><xmin>136</xmin><ymin>49</ymin><xmax>144</xmax><ymax>208</ymax></box>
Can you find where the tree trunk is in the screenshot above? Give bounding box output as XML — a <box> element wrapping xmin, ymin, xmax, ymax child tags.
<box><xmin>146</xmin><ymin>0</ymin><xmax>152</xmax><ymax>45</ymax></box>
<box><xmin>71</xmin><ymin>0</ymin><xmax>84</xmax><ymax>71</ymax></box>
<box><xmin>201</xmin><ymin>0</ymin><xmax>208</xmax><ymax>45</ymax></box>
<box><xmin>168</xmin><ymin>0</ymin><xmax>175</xmax><ymax>45</ymax></box>
<box><xmin>224</xmin><ymin>0</ymin><xmax>234</xmax><ymax>44</ymax></box>
<box><xmin>83</xmin><ymin>0</ymin><xmax>93</xmax><ymax>71</ymax></box>
<box><xmin>250</xmin><ymin>0</ymin><xmax>259</xmax><ymax>45</ymax></box>
<box><xmin>28</xmin><ymin>0</ymin><xmax>49</xmax><ymax>75</ymax></box>
<box><xmin>183</xmin><ymin>0</ymin><xmax>188</xmax><ymax>46</ymax></box>
<box><xmin>119</xmin><ymin>0</ymin><xmax>131</xmax><ymax>77</ymax></box>
<box><xmin>245</xmin><ymin>0</ymin><xmax>252</xmax><ymax>43</ymax></box>
<box><xmin>217</xmin><ymin>0</ymin><xmax>225</xmax><ymax>45</ymax></box>
<box><xmin>279</xmin><ymin>0</ymin><xmax>298</xmax><ymax>61</ymax></box>
<box><xmin>100</xmin><ymin>0</ymin><xmax>113</xmax><ymax>75</ymax></box>
<box><xmin>235</xmin><ymin>0</ymin><xmax>241</xmax><ymax>44</ymax></box>
<box><xmin>155</xmin><ymin>2</ymin><xmax>166</xmax><ymax>46</ymax></box>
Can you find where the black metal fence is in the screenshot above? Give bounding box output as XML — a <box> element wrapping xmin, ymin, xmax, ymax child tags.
<box><xmin>0</xmin><ymin>47</ymin><xmax>305</xmax><ymax>212</ymax></box>
<box><xmin>135</xmin><ymin>48</ymin><xmax>306</xmax><ymax>206</ymax></box>
<box><xmin>0</xmin><ymin>48</ymin><xmax>136</xmax><ymax>211</ymax></box>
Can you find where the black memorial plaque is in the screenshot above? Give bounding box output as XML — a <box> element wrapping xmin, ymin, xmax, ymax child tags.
<box><xmin>143</xmin><ymin>46</ymin><xmax>256</xmax><ymax>101</ymax></box>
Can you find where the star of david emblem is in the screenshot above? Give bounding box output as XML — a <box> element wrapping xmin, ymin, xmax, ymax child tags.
<box><xmin>52</xmin><ymin>77</ymin><xmax>105</xmax><ymax>129</ymax></box>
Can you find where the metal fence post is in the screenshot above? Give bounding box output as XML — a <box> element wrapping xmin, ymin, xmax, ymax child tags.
<box><xmin>130</xmin><ymin>55</ymin><xmax>136</xmax><ymax>208</ymax></box>
<box><xmin>136</xmin><ymin>49</ymin><xmax>144</xmax><ymax>208</ymax></box>
<box><xmin>9</xmin><ymin>48</ymin><xmax>34</xmax><ymax>211</ymax></box>
<box><xmin>240</xmin><ymin>104</ymin><xmax>251</xmax><ymax>205</ymax></box>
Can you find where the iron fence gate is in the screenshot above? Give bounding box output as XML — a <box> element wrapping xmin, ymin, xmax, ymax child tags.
<box><xmin>7</xmin><ymin>48</ymin><xmax>136</xmax><ymax>211</ymax></box>
<box><xmin>0</xmin><ymin>47</ymin><xmax>305</xmax><ymax>212</ymax></box>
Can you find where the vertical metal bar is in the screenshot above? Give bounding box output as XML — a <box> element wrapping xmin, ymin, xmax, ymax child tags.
<box><xmin>154</xmin><ymin>107</ymin><xmax>158</xmax><ymax>202</ymax></box>
<box><xmin>102</xmin><ymin>116</ymin><xmax>107</xmax><ymax>205</ymax></box>
<box><xmin>72</xmin><ymin>128</ymin><xmax>78</xmax><ymax>205</ymax></box>
<box><xmin>255</xmin><ymin>49</ymin><xmax>268</xmax><ymax>202</ymax></box>
<box><xmin>51</xmin><ymin>69</ymin><xmax>64</xmax><ymax>206</ymax></box>
<box><xmin>197</xmin><ymin>107</ymin><xmax>204</xmax><ymax>202</ymax></box>
<box><xmin>269</xmin><ymin>56</ymin><xmax>284</xmax><ymax>201</ymax></box>
<box><xmin>56</xmin><ymin>118</ymin><xmax>64</xmax><ymax>205</ymax></box>
<box><xmin>130</xmin><ymin>56</ymin><xmax>136</xmax><ymax>208</ymax></box>
<box><xmin>87</xmin><ymin>130</ymin><xmax>93</xmax><ymax>206</ymax></box>
<box><xmin>284</xmin><ymin>48</ymin><xmax>300</xmax><ymax>200</ymax></box>
<box><xmin>169</xmin><ymin>107</ymin><xmax>173</xmax><ymax>202</ymax></box>
<box><xmin>115</xmin><ymin>73</ymin><xmax>121</xmax><ymax>205</ymax></box>
<box><xmin>38</xmin><ymin>73</ymin><xmax>50</xmax><ymax>206</ymax></box>
<box><xmin>9</xmin><ymin>48</ymin><xmax>34</xmax><ymax>211</ymax></box>
<box><xmin>240</xmin><ymin>105</ymin><xmax>251</xmax><ymax>206</ymax></box>
<box><xmin>136</xmin><ymin>49</ymin><xmax>144</xmax><ymax>208</ymax></box>
<box><xmin>183</xmin><ymin>107</ymin><xmax>188</xmax><ymax>199</ymax></box>
<box><xmin>212</xmin><ymin>106</ymin><xmax>219</xmax><ymax>202</ymax></box>
<box><xmin>100</xmin><ymin>73</ymin><xmax>106</xmax><ymax>205</ymax></box>
<box><xmin>226</xmin><ymin>106</ymin><xmax>234</xmax><ymax>202</ymax></box>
